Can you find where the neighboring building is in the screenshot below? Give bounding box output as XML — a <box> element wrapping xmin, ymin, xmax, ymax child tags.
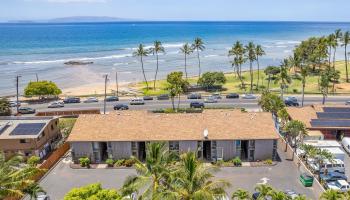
<box><xmin>68</xmin><ymin>110</ymin><xmax>279</xmax><ymax>163</ymax></box>
<box><xmin>0</xmin><ymin>116</ymin><xmax>61</xmax><ymax>159</ymax></box>
<box><xmin>287</xmin><ymin>106</ymin><xmax>350</xmax><ymax>140</ymax></box>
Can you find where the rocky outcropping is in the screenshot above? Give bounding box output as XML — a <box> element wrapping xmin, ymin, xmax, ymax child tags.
<box><xmin>64</xmin><ymin>61</ymin><xmax>93</xmax><ymax>65</ymax></box>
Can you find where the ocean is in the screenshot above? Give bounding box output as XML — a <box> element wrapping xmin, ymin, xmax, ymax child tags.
<box><xmin>1</xmin><ymin>21</ymin><xmax>350</xmax><ymax>96</ymax></box>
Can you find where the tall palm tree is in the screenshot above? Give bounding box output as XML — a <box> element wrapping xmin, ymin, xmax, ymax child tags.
<box><xmin>320</xmin><ymin>189</ymin><xmax>344</xmax><ymax>200</ymax></box>
<box><xmin>300</xmin><ymin>66</ymin><xmax>309</xmax><ymax>107</ymax></box>
<box><xmin>192</xmin><ymin>38</ymin><xmax>205</xmax><ymax>78</ymax></box>
<box><xmin>232</xmin><ymin>56</ymin><xmax>246</xmax><ymax>89</ymax></box>
<box><xmin>254</xmin><ymin>184</ymin><xmax>273</xmax><ymax>199</ymax></box>
<box><xmin>327</xmin><ymin>34</ymin><xmax>337</xmax><ymax>68</ymax></box>
<box><xmin>232</xmin><ymin>189</ymin><xmax>251</xmax><ymax>200</ymax></box>
<box><xmin>275</xmin><ymin>59</ymin><xmax>291</xmax><ymax>99</ymax></box>
<box><xmin>320</xmin><ymin>70</ymin><xmax>330</xmax><ymax>105</ymax></box>
<box><xmin>149</xmin><ymin>41</ymin><xmax>165</xmax><ymax>90</ymax></box>
<box><xmin>341</xmin><ymin>31</ymin><xmax>350</xmax><ymax>82</ymax></box>
<box><xmin>133</xmin><ymin>44</ymin><xmax>150</xmax><ymax>90</ymax></box>
<box><xmin>23</xmin><ymin>183</ymin><xmax>46</xmax><ymax>200</ymax></box>
<box><xmin>332</xmin><ymin>29</ymin><xmax>342</xmax><ymax>68</ymax></box>
<box><xmin>255</xmin><ymin>44</ymin><xmax>265</xmax><ymax>89</ymax></box>
<box><xmin>245</xmin><ymin>42</ymin><xmax>256</xmax><ymax>93</ymax></box>
<box><xmin>180</xmin><ymin>43</ymin><xmax>194</xmax><ymax>80</ymax></box>
<box><xmin>228</xmin><ymin>41</ymin><xmax>245</xmax><ymax>77</ymax></box>
<box><xmin>122</xmin><ymin>142</ymin><xmax>175</xmax><ymax>199</ymax></box>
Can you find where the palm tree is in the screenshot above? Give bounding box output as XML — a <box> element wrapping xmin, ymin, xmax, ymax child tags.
<box><xmin>320</xmin><ymin>70</ymin><xmax>330</xmax><ymax>105</ymax></box>
<box><xmin>245</xmin><ymin>42</ymin><xmax>256</xmax><ymax>93</ymax></box>
<box><xmin>122</xmin><ymin>142</ymin><xmax>175</xmax><ymax>199</ymax></box>
<box><xmin>23</xmin><ymin>183</ymin><xmax>46</xmax><ymax>200</ymax></box>
<box><xmin>166</xmin><ymin>151</ymin><xmax>230</xmax><ymax>200</ymax></box>
<box><xmin>327</xmin><ymin>34</ymin><xmax>337</xmax><ymax>68</ymax></box>
<box><xmin>332</xmin><ymin>29</ymin><xmax>342</xmax><ymax>68</ymax></box>
<box><xmin>255</xmin><ymin>44</ymin><xmax>265</xmax><ymax>89</ymax></box>
<box><xmin>229</xmin><ymin>41</ymin><xmax>246</xmax><ymax>89</ymax></box>
<box><xmin>294</xmin><ymin>195</ymin><xmax>308</xmax><ymax>200</ymax></box>
<box><xmin>268</xmin><ymin>190</ymin><xmax>289</xmax><ymax>200</ymax></box>
<box><xmin>133</xmin><ymin>44</ymin><xmax>150</xmax><ymax>90</ymax></box>
<box><xmin>232</xmin><ymin>189</ymin><xmax>251</xmax><ymax>200</ymax></box>
<box><xmin>180</xmin><ymin>43</ymin><xmax>194</xmax><ymax>80</ymax></box>
<box><xmin>341</xmin><ymin>31</ymin><xmax>350</xmax><ymax>82</ymax></box>
<box><xmin>320</xmin><ymin>189</ymin><xmax>344</xmax><ymax>200</ymax></box>
<box><xmin>192</xmin><ymin>38</ymin><xmax>205</xmax><ymax>78</ymax></box>
<box><xmin>300</xmin><ymin>66</ymin><xmax>309</xmax><ymax>107</ymax></box>
<box><xmin>285</xmin><ymin>120</ymin><xmax>308</xmax><ymax>160</ymax></box>
<box><xmin>275</xmin><ymin>59</ymin><xmax>291</xmax><ymax>99</ymax></box>
<box><xmin>149</xmin><ymin>41</ymin><xmax>165</xmax><ymax>90</ymax></box>
<box><xmin>254</xmin><ymin>184</ymin><xmax>273</xmax><ymax>199</ymax></box>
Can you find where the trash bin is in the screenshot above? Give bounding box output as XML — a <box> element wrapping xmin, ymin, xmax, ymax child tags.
<box><xmin>300</xmin><ymin>173</ymin><xmax>314</xmax><ymax>187</ymax></box>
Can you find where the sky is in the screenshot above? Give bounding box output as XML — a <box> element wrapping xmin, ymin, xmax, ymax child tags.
<box><xmin>1</xmin><ymin>0</ymin><xmax>350</xmax><ymax>22</ymax></box>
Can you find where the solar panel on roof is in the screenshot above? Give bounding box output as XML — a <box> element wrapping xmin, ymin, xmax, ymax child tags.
<box><xmin>317</xmin><ymin>112</ymin><xmax>350</xmax><ymax>120</ymax></box>
<box><xmin>323</xmin><ymin>107</ymin><xmax>350</xmax><ymax>113</ymax></box>
<box><xmin>10</xmin><ymin>123</ymin><xmax>46</xmax><ymax>136</ymax></box>
<box><xmin>310</xmin><ymin>119</ymin><xmax>350</xmax><ymax>127</ymax></box>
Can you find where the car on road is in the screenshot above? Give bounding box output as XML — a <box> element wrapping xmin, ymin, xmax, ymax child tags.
<box><xmin>212</xmin><ymin>93</ymin><xmax>222</xmax><ymax>99</ymax></box>
<box><xmin>326</xmin><ymin>180</ymin><xmax>350</xmax><ymax>192</ymax></box>
<box><xmin>106</xmin><ymin>96</ymin><xmax>119</xmax><ymax>102</ymax></box>
<box><xmin>187</xmin><ymin>93</ymin><xmax>202</xmax><ymax>99</ymax></box>
<box><xmin>226</xmin><ymin>93</ymin><xmax>239</xmax><ymax>99</ymax></box>
<box><xmin>204</xmin><ymin>96</ymin><xmax>218</xmax><ymax>103</ymax></box>
<box><xmin>18</xmin><ymin>107</ymin><xmax>36</xmax><ymax>114</ymax></box>
<box><xmin>63</xmin><ymin>97</ymin><xmax>80</xmax><ymax>104</ymax></box>
<box><xmin>113</xmin><ymin>104</ymin><xmax>129</xmax><ymax>110</ymax></box>
<box><xmin>284</xmin><ymin>96</ymin><xmax>299</xmax><ymax>106</ymax></box>
<box><xmin>157</xmin><ymin>94</ymin><xmax>170</xmax><ymax>100</ymax></box>
<box><xmin>83</xmin><ymin>97</ymin><xmax>99</xmax><ymax>103</ymax></box>
<box><xmin>190</xmin><ymin>101</ymin><xmax>204</xmax><ymax>108</ymax></box>
<box><xmin>242</xmin><ymin>94</ymin><xmax>257</xmax><ymax>99</ymax></box>
<box><xmin>143</xmin><ymin>96</ymin><xmax>154</xmax><ymax>101</ymax></box>
<box><xmin>130</xmin><ymin>98</ymin><xmax>145</xmax><ymax>105</ymax></box>
<box><xmin>9</xmin><ymin>101</ymin><xmax>21</xmax><ymax>107</ymax></box>
<box><xmin>346</xmin><ymin>100</ymin><xmax>350</xmax><ymax>105</ymax></box>
<box><xmin>48</xmin><ymin>101</ymin><xmax>64</xmax><ymax>108</ymax></box>
<box><xmin>320</xmin><ymin>172</ymin><xmax>348</xmax><ymax>183</ymax></box>
<box><xmin>284</xmin><ymin>189</ymin><xmax>299</xmax><ymax>199</ymax></box>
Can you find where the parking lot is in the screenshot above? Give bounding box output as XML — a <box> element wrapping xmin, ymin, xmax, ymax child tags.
<box><xmin>31</xmin><ymin>148</ymin><xmax>319</xmax><ymax>200</ymax></box>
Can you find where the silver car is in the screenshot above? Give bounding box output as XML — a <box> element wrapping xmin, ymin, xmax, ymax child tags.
<box><xmin>204</xmin><ymin>96</ymin><xmax>218</xmax><ymax>103</ymax></box>
<box><xmin>83</xmin><ymin>97</ymin><xmax>99</xmax><ymax>103</ymax></box>
<box><xmin>48</xmin><ymin>101</ymin><xmax>64</xmax><ymax>108</ymax></box>
<box><xmin>242</xmin><ymin>94</ymin><xmax>257</xmax><ymax>99</ymax></box>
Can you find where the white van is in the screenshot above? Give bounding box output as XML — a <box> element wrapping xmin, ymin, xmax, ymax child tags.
<box><xmin>342</xmin><ymin>137</ymin><xmax>350</xmax><ymax>154</ymax></box>
<box><xmin>309</xmin><ymin>159</ymin><xmax>345</xmax><ymax>174</ymax></box>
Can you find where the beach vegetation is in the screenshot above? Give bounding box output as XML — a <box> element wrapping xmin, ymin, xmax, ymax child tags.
<box><xmin>180</xmin><ymin>43</ymin><xmax>194</xmax><ymax>80</ymax></box>
<box><xmin>133</xmin><ymin>44</ymin><xmax>150</xmax><ymax>90</ymax></box>
<box><xmin>275</xmin><ymin>59</ymin><xmax>292</xmax><ymax>99</ymax></box>
<box><xmin>341</xmin><ymin>31</ymin><xmax>350</xmax><ymax>82</ymax></box>
<box><xmin>0</xmin><ymin>98</ymin><xmax>11</xmax><ymax>116</ymax></box>
<box><xmin>245</xmin><ymin>42</ymin><xmax>257</xmax><ymax>93</ymax></box>
<box><xmin>255</xmin><ymin>44</ymin><xmax>265</xmax><ymax>89</ymax></box>
<box><xmin>166</xmin><ymin>71</ymin><xmax>188</xmax><ymax>110</ymax></box>
<box><xmin>258</xmin><ymin>91</ymin><xmax>285</xmax><ymax>115</ymax></box>
<box><xmin>64</xmin><ymin>183</ymin><xmax>121</xmax><ymax>200</ymax></box>
<box><xmin>192</xmin><ymin>37</ymin><xmax>205</xmax><ymax>78</ymax></box>
<box><xmin>228</xmin><ymin>41</ymin><xmax>246</xmax><ymax>89</ymax></box>
<box><xmin>149</xmin><ymin>40</ymin><xmax>165</xmax><ymax>90</ymax></box>
<box><xmin>197</xmin><ymin>71</ymin><xmax>227</xmax><ymax>91</ymax></box>
<box><xmin>24</xmin><ymin>80</ymin><xmax>61</xmax><ymax>99</ymax></box>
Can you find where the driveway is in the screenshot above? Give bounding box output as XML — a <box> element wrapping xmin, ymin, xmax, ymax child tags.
<box><xmin>36</xmin><ymin>150</ymin><xmax>318</xmax><ymax>200</ymax></box>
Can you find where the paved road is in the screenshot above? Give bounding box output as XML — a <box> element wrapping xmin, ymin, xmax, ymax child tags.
<box><xmin>15</xmin><ymin>95</ymin><xmax>350</xmax><ymax>114</ymax></box>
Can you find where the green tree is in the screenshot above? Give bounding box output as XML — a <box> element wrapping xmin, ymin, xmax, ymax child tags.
<box><xmin>229</xmin><ymin>41</ymin><xmax>246</xmax><ymax>88</ymax></box>
<box><xmin>245</xmin><ymin>42</ymin><xmax>256</xmax><ymax>93</ymax></box>
<box><xmin>133</xmin><ymin>44</ymin><xmax>150</xmax><ymax>90</ymax></box>
<box><xmin>299</xmin><ymin>66</ymin><xmax>309</xmax><ymax>107</ymax></box>
<box><xmin>285</xmin><ymin>120</ymin><xmax>308</xmax><ymax>160</ymax></box>
<box><xmin>264</xmin><ymin>66</ymin><xmax>280</xmax><ymax>90</ymax></box>
<box><xmin>23</xmin><ymin>183</ymin><xmax>46</xmax><ymax>200</ymax></box>
<box><xmin>327</xmin><ymin>34</ymin><xmax>337</xmax><ymax>67</ymax></box>
<box><xmin>320</xmin><ymin>69</ymin><xmax>331</xmax><ymax>105</ymax></box>
<box><xmin>0</xmin><ymin>98</ymin><xmax>11</xmax><ymax>116</ymax></box>
<box><xmin>341</xmin><ymin>31</ymin><xmax>350</xmax><ymax>82</ymax></box>
<box><xmin>27</xmin><ymin>156</ymin><xmax>40</xmax><ymax>167</ymax></box>
<box><xmin>197</xmin><ymin>71</ymin><xmax>227</xmax><ymax>91</ymax></box>
<box><xmin>64</xmin><ymin>183</ymin><xmax>121</xmax><ymax>200</ymax></box>
<box><xmin>166</xmin><ymin>71</ymin><xmax>188</xmax><ymax>110</ymax></box>
<box><xmin>320</xmin><ymin>189</ymin><xmax>344</xmax><ymax>200</ymax></box>
<box><xmin>150</xmin><ymin>41</ymin><xmax>165</xmax><ymax>90</ymax></box>
<box><xmin>192</xmin><ymin>37</ymin><xmax>205</xmax><ymax>78</ymax></box>
<box><xmin>254</xmin><ymin>184</ymin><xmax>273</xmax><ymax>199</ymax></box>
<box><xmin>24</xmin><ymin>81</ymin><xmax>62</xmax><ymax>99</ymax></box>
<box><xmin>258</xmin><ymin>91</ymin><xmax>285</xmax><ymax>115</ymax></box>
<box><xmin>268</xmin><ymin>190</ymin><xmax>289</xmax><ymax>200</ymax></box>
<box><xmin>180</xmin><ymin>43</ymin><xmax>194</xmax><ymax>80</ymax></box>
<box><xmin>275</xmin><ymin>59</ymin><xmax>291</xmax><ymax>99</ymax></box>
<box><xmin>332</xmin><ymin>29</ymin><xmax>342</xmax><ymax>68</ymax></box>
<box><xmin>255</xmin><ymin>44</ymin><xmax>265</xmax><ymax>89</ymax></box>
<box><xmin>232</xmin><ymin>189</ymin><xmax>251</xmax><ymax>200</ymax></box>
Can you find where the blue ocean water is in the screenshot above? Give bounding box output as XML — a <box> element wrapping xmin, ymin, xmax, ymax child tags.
<box><xmin>1</xmin><ymin>21</ymin><xmax>350</xmax><ymax>96</ymax></box>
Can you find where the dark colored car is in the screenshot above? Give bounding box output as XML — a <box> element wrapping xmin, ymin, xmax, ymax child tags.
<box><xmin>284</xmin><ymin>96</ymin><xmax>299</xmax><ymax>106</ymax></box>
<box><xmin>187</xmin><ymin>93</ymin><xmax>202</xmax><ymax>99</ymax></box>
<box><xmin>320</xmin><ymin>172</ymin><xmax>348</xmax><ymax>183</ymax></box>
<box><xmin>113</xmin><ymin>104</ymin><xmax>129</xmax><ymax>110</ymax></box>
<box><xmin>143</xmin><ymin>96</ymin><xmax>154</xmax><ymax>101</ymax></box>
<box><xmin>252</xmin><ymin>192</ymin><xmax>271</xmax><ymax>200</ymax></box>
<box><xmin>63</xmin><ymin>97</ymin><xmax>81</xmax><ymax>104</ymax></box>
<box><xmin>190</xmin><ymin>102</ymin><xmax>204</xmax><ymax>108</ymax></box>
<box><xmin>18</xmin><ymin>107</ymin><xmax>36</xmax><ymax>114</ymax></box>
<box><xmin>226</xmin><ymin>93</ymin><xmax>239</xmax><ymax>99</ymax></box>
<box><xmin>157</xmin><ymin>94</ymin><xmax>170</xmax><ymax>100</ymax></box>
<box><xmin>106</xmin><ymin>96</ymin><xmax>119</xmax><ymax>102</ymax></box>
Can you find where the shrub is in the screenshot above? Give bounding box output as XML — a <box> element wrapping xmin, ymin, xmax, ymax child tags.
<box><xmin>105</xmin><ymin>158</ymin><xmax>114</xmax><ymax>167</ymax></box>
<box><xmin>215</xmin><ymin>160</ymin><xmax>225</xmax><ymax>166</ymax></box>
<box><xmin>124</xmin><ymin>158</ymin><xmax>135</xmax><ymax>167</ymax></box>
<box><xmin>79</xmin><ymin>157</ymin><xmax>90</xmax><ymax>168</ymax></box>
<box><xmin>114</xmin><ymin>159</ymin><xmax>125</xmax><ymax>167</ymax></box>
<box><xmin>292</xmin><ymin>89</ymin><xmax>298</xmax><ymax>93</ymax></box>
<box><xmin>264</xmin><ymin>159</ymin><xmax>273</xmax><ymax>165</ymax></box>
<box><xmin>232</xmin><ymin>157</ymin><xmax>242</xmax><ymax>166</ymax></box>
<box><xmin>27</xmin><ymin>156</ymin><xmax>40</xmax><ymax>166</ymax></box>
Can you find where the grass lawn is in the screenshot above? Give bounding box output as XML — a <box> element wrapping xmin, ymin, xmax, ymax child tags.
<box><xmin>135</xmin><ymin>61</ymin><xmax>350</xmax><ymax>95</ymax></box>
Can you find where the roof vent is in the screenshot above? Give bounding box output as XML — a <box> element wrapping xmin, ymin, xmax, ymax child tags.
<box><xmin>203</xmin><ymin>128</ymin><xmax>208</xmax><ymax>139</ymax></box>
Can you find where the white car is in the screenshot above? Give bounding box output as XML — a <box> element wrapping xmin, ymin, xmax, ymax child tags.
<box><xmin>83</xmin><ymin>97</ymin><xmax>99</xmax><ymax>103</ymax></box>
<box><xmin>309</xmin><ymin>159</ymin><xmax>345</xmax><ymax>174</ymax></box>
<box><xmin>327</xmin><ymin>180</ymin><xmax>350</xmax><ymax>192</ymax></box>
<box><xmin>130</xmin><ymin>98</ymin><xmax>145</xmax><ymax>105</ymax></box>
<box><xmin>48</xmin><ymin>101</ymin><xmax>64</xmax><ymax>108</ymax></box>
<box><xmin>36</xmin><ymin>194</ymin><xmax>50</xmax><ymax>200</ymax></box>
<box><xmin>242</xmin><ymin>94</ymin><xmax>257</xmax><ymax>99</ymax></box>
<box><xmin>9</xmin><ymin>101</ymin><xmax>21</xmax><ymax>107</ymax></box>
<box><xmin>346</xmin><ymin>100</ymin><xmax>350</xmax><ymax>105</ymax></box>
<box><xmin>204</xmin><ymin>97</ymin><xmax>218</xmax><ymax>103</ymax></box>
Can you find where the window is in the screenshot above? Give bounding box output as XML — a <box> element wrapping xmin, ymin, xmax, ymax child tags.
<box><xmin>197</xmin><ymin>141</ymin><xmax>202</xmax><ymax>158</ymax></box>
<box><xmin>131</xmin><ymin>142</ymin><xmax>138</xmax><ymax>157</ymax></box>
<box><xmin>51</xmin><ymin>125</ymin><xmax>54</xmax><ymax>130</ymax></box>
<box><xmin>169</xmin><ymin>141</ymin><xmax>179</xmax><ymax>154</ymax></box>
<box><xmin>273</xmin><ymin>140</ymin><xmax>277</xmax><ymax>148</ymax></box>
<box><xmin>20</xmin><ymin>139</ymin><xmax>28</xmax><ymax>143</ymax></box>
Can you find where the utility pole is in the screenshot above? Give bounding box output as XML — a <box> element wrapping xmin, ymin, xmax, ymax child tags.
<box><xmin>16</xmin><ymin>75</ymin><xmax>21</xmax><ymax>115</ymax></box>
<box><xmin>115</xmin><ymin>71</ymin><xmax>119</xmax><ymax>96</ymax></box>
<box><xmin>35</xmin><ymin>73</ymin><xmax>39</xmax><ymax>82</ymax></box>
<box><xmin>103</xmin><ymin>74</ymin><xmax>108</xmax><ymax>114</ymax></box>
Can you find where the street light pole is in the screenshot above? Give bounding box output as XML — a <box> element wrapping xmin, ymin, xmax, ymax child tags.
<box><xmin>16</xmin><ymin>75</ymin><xmax>21</xmax><ymax>115</ymax></box>
<box><xmin>115</xmin><ymin>71</ymin><xmax>119</xmax><ymax>96</ymax></box>
<box><xmin>103</xmin><ymin>74</ymin><xmax>108</xmax><ymax>114</ymax></box>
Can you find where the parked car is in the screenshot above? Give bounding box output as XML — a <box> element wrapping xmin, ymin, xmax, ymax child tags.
<box><xmin>242</xmin><ymin>94</ymin><xmax>257</xmax><ymax>99</ymax></box>
<box><xmin>320</xmin><ymin>172</ymin><xmax>348</xmax><ymax>183</ymax></box>
<box><xmin>83</xmin><ymin>97</ymin><xmax>99</xmax><ymax>103</ymax></box>
<box><xmin>106</xmin><ymin>96</ymin><xmax>119</xmax><ymax>102</ymax></box>
<box><xmin>252</xmin><ymin>192</ymin><xmax>271</xmax><ymax>200</ymax></box>
<box><xmin>9</xmin><ymin>101</ymin><xmax>21</xmax><ymax>107</ymax></box>
<box><xmin>346</xmin><ymin>100</ymin><xmax>350</xmax><ymax>105</ymax></box>
<box><xmin>342</xmin><ymin>137</ymin><xmax>350</xmax><ymax>154</ymax></box>
<box><xmin>187</xmin><ymin>93</ymin><xmax>202</xmax><ymax>99</ymax></box>
<box><xmin>130</xmin><ymin>98</ymin><xmax>145</xmax><ymax>105</ymax></box>
<box><xmin>157</xmin><ymin>94</ymin><xmax>170</xmax><ymax>100</ymax></box>
<box><xmin>309</xmin><ymin>159</ymin><xmax>345</xmax><ymax>174</ymax></box>
<box><xmin>226</xmin><ymin>93</ymin><xmax>239</xmax><ymax>99</ymax></box>
<box><xmin>284</xmin><ymin>96</ymin><xmax>299</xmax><ymax>106</ymax></box>
<box><xmin>211</xmin><ymin>93</ymin><xmax>222</xmax><ymax>99</ymax></box>
<box><xmin>18</xmin><ymin>107</ymin><xmax>36</xmax><ymax>114</ymax></box>
<box><xmin>114</xmin><ymin>104</ymin><xmax>129</xmax><ymax>110</ymax></box>
<box><xmin>326</xmin><ymin>180</ymin><xmax>350</xmax><ymax>192</ymax></box>
<box><xmin>204</xmin><ymin>97</ymin><xmax>218</xmax><ymax>103</ymax></box>
<box><xmin>284</xmin><ymin>190</ymin><xmax>299</xmax><ymax>199</ymax></box>
<box><xmin>48</xmin><ymin>101</ymin><xmax>64</xmax><ymax>108</ymax></box>
<box><xmin>143</xmin><ymin>96</ymin><xmax>154</xmax><ymax>101</ymax></box>
<box><xmin>36</xmin><ymin>194</ymin><xmax>50</xmax><ymax>200</ymax></box>
<box><xmin>63</xmin><ymin>97</ymin><xmax>80</xmax><ymax>104</ymax></box>
<box><xmin>190</xmin><ymin>101</ymin><xmax>204</xmax><ymax>108</ymax></box>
